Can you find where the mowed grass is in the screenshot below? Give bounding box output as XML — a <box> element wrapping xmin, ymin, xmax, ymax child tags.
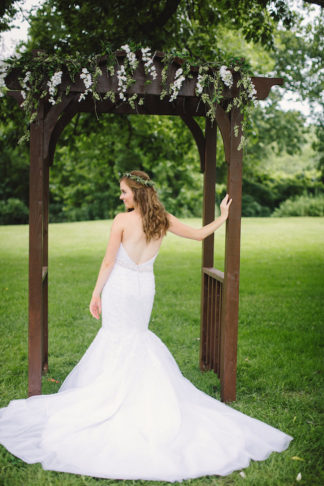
<box><xmin>0</xmin><ymin>218</ymin><xmax>323</xmax><ymax>486</ymax></box>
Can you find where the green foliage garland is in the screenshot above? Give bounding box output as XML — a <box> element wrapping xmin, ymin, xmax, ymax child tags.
<box><xmin>1</xmin><ymin>45</ymin><xmax>258</xmax><ymax>148</ymax></box>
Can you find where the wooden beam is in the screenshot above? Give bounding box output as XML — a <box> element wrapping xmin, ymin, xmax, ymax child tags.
<box><xmin>220</xmin><ymin>107</ymin><xmax>243</xmax><ymax>402</ymax></box>
<box><xmin>251</xmin><ymin>77</ymin><xmax>283</xmax><ymax>100</ymax></box>
<box><xmin>48</xmin><ymin>109</ymin><xmax>76</xmax><ymax>166</ymax></box>
<box><xmin>43</xmin><ymin>95</ymin><xmax>75</xmax><ymax>162</ymax></box>
<box><xmin>68</xmin><ymin>96</ymin><xmax>208</xmax><ymax>117</ymax></box>
<box><xmin>28</xmin><ymin>104</ymin><xmax>45</xmax><ymax>397</ymax></box>
<box><xmin>215</xmin><ymin>106</ymin><xmax>231</xmax><ymax>164</ymax></box>
<box><xmin>202</xmin><ymin>119</ymin><xmax>217</xmax><ymax>266</ymax></box>
<box><xmin>42</xmin><ymin>158</ymin><xmax>49</xmax><ymax>374</ymax></box>
<box><xmin>203</xmin><ymin>267</ymin><xmax>224</xmax><ymax>282</ymax></box>
<box><xmin>54</xmin><ymin>61</ymin><xmax>282</xmax><ymax>101</ymax></box>
<box><xmin>200</xmin><ymin>119</ymin><xmax>217</xmax><ymax>369</ymax></box>
<box><xmin>181</xmin><ymin>116</ymin><xmax>205</xmax><ymax>171</ymax></box>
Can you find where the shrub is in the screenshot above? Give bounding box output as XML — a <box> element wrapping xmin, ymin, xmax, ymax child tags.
<box><xmin>242</xmin><ymin>178</ymin><xmax>275</xmax><ymax>210</ymax></box>
<box><xmin>272</xmin><ymin>194</ymin><xmax>324</xmax><ymax>217</ymax></box>
<box><xmin>241</xmin><ymin>194</ymin><xmax>271</xmax><ymax>217</ymax></box>
<box><xmin>0</xmin><ymin>198</ymin><xmax>29</xmax><ymax>225</ymax></box>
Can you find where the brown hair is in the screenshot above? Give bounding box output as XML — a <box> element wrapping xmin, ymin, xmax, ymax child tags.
<box><xmin>121</xmin><ymin>170</ymin><xmax>169</xmax><ymax>242</ymax></box>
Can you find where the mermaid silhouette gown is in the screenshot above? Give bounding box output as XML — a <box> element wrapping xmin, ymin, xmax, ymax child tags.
<box><xmin>0</xmin><ymin>243</ymin><xmax>292</xmax><ymax>481</ymax></box>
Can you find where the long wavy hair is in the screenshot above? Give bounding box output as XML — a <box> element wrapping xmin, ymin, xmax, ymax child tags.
<box><xmin>121</xmin><ymin>170</ymin><xmax>169</xmax><ymax>242</ymax></box>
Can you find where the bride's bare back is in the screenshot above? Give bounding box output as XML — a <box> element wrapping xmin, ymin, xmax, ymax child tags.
<box><xmin>121</xmin><ymin>211</ymin><xmax>163</xmax><ymax>265</ymax></box>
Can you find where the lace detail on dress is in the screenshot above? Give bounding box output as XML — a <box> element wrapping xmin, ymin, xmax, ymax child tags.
<box><xmin>114</xmin><ymin>243</ymin><xmax>157</xmax><ymax>273</ymax></box>
<box><xmin>115</xmin><ymin>258</ymin><xmax>153</xmax><ymax>273</ymax></box>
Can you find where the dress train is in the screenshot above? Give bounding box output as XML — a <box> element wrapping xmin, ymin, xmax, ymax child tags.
<box><xmin>0</xmin><ymin>243</ymin><xmax>292</xmax><ymax>481</ymax></box>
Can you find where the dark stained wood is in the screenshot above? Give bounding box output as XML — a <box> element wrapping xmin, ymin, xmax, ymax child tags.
<box><xmin>200</xmin><ymin>119</ymin><xmax>217</xmax><ymax>369</ymax></box>
<box><xmin>7</xmin><ymin>90</ymin><xmax>24</xmax><ymax>105</ymax></box>
<box><xmin>206</xmin><ymin>275</ymin><xmax>212</xmax><ymax>367</ymax></box>
<box><xmin>181</xmin><ymin>116</ymin><xmax>205</xmax><ymax>171</ymax></box>
<box><xmin>42</xmin><ymin>159</ymin><xmax>49</xmax><ymax>374</ymax></box>
<box><xmin>69</xmin><ymin>96</ymin><xmax>208</xmax><ymax>117</ymax></box>
<box><xmin>215</xmin><ymin>106</ymin><xmax>231</xmax><ymax>164</ymax></box>
<box><xmin>200</xmin><ymin>274</ymin><xmax>208</xmax><ymax>369</ymax></box>
<box><xmin>200</xmin><ymin>272</ymin><xmax>223</xmax><ymax>378</ymax></box>
<box><xmin>203</xmin><ymin>267</ymin><xmax>224</xmax><ymax>282</ymax></box>
<box><xmin>43</xmin><ymin>96</ymin><xmax>75</xmax><ymax>162</ymax></box>
<box><xmin>220</xmin><ymin>107</ymin><xmax>243</xmax><ymax>403</ymax></box>
<box><xmin>209</xmin><ymin>278</ymin><xmax>215</xmax><ymax>370</ymax></box>
<box><xmin>252</xmin><ymin>77</ymin><xmax>283</xmax><ymax>100</ymax></box>
<box><xmin>28</xmin><ymin>105</ymin><xmax>45</xmax><ymax>397</ymax></box>
<box><xmin>55</xmin><ymin>56</ymin><xmax>281</xmax><ymax>102</ymax></box>
<box><xmin>215</xmin><ymin>280</ymin><xmax>222</xmax><ymax>375</ymax></box>
<box><xmin>47</xmin><ymin>109</ymin><xmax>76</xmax><ymax>166</ymax></box>
<box><xmin>201</xmin><ymin>119</ymin><xmax>217</xmax><ymax>267</ymax></box>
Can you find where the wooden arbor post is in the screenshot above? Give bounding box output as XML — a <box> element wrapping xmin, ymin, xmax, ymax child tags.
<box><xmin>185</xmin><ymin>111</ymin><xmax>242</xmax><ymax>402</ymax></box>
<box><xmin>220</xmin><ymin>107</ymin><xmax>243</xmax><ymax>402</ymax></box>
<box><xmin>28</xmin><ymin>103</ymin><xmax>49</xmax><ymax>396</ymax></box>
<box><xmin>199</xmin><ymin>110</ymin><xmax>243</xmax><ymax>403</ymax></box>
<box><xmin>27</xmin><ymin>97</ymin><xmax>75</xmax><ymax>397</ymax></box>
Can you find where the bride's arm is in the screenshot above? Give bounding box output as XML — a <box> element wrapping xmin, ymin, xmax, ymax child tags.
<box><xmin>168</xmin><ymin>194</ymin><xmax>232</xmax><ymax>241</ymax></box>
<box><xmin>89</xmin><ymin>214</ymin><xmax>124</xmax><ymax>319</ymax></box>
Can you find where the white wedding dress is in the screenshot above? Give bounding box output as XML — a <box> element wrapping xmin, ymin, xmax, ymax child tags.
<box><xmin>0</xmin><ymin>243</ymin><xmax>292</xmax><ymax>482</ymax></box>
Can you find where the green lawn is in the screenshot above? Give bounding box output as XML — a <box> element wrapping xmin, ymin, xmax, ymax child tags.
<box><xmin>0</xmin><ymin>218</ymin><xmax>323</xmax><ymax>486</ymax></box>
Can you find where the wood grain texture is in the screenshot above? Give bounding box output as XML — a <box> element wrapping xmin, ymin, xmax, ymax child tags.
<box><xmin>200</xmin><ymin>119</ymin><xmax>217</xmax><ymax>369</ymax></box>
<box><xmin>220</xmin><ymin>107</ymin><xmax>243</xmax><ymax>403</ymax></box>
<box><xmin>28</xmin><ymin>106</ymin><xmax>45</xmax><ymax>397</ymax></box>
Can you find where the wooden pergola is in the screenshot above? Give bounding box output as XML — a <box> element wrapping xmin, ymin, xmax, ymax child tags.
<box><xmin>5</xmin><ymin>52</ymin><xmax>282</xmax><ymax>402</ymax></box>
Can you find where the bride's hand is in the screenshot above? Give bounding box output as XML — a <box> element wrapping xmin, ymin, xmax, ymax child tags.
<box><xmin>90</xmin><ymin>294</ymin><xmax>101</xmax><ymax>320</ymax></box>
<box><xmin>220</xmin><ymin>194</ymin><xmax>232</xmax><ymax>220</ymax></box>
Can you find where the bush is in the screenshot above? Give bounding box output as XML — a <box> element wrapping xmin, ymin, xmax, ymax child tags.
<box><xmin>241</xmin><ymin>194</ymin><xmax>271</xmax><ymax>217</ymax></box>
<box><xmin>0</xmin><ymin>198</ymin><xmax>29</xmax><ymax>225</ymax></box>
<box><xmin>242</xmin><ymin>178</ymin><xmax>275</xmax><ymax>210</ymax></box>
<box><xmin>272</xmin><ymin>194</ymin><xmax>324</xmax><ymax>217</ymax></box>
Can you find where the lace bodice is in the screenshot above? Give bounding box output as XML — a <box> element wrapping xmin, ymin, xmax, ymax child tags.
<box><xmin>115</xmin><ymin>243</ymin><xmax>157</xmax><ymax>273</ymax></box>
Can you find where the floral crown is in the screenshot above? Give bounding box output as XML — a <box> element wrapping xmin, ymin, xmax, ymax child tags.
<box><xmin>122</xmin><ymin>172</ymin><xmax>154</xmax><ymax>187</ymax></box>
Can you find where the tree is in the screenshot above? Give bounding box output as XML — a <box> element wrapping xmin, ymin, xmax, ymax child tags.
<box><xmin>24</xmin><ymin>0</ymin><xmax>294</xmax><ymax>57</ymax></box>
<box><xmin>0</xmin><ymin>0</ymin><xmax>322</xmax><ymax>222</ymax></box>
<box><xmin>0</xmin><ymin>0</ymin><xmax>20</xmax><ymax>33</ymax></box>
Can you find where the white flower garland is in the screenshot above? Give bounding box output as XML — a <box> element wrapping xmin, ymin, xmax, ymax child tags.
<box><xmin>141</xmin><ymin>47</ymin><xmax>157</xmax><ymax>80</ymax></box>
<box><xmin>195</xmin><ymin>73</ymin><xmax>204</xmax><ymax>95</ymax></box>
<box><xmin>19</xmin><ymin>70</ymin><xmax>32</xmax><ymax>101</ymax></box>
<box><xmin>78</xmin><ymin>68</ymin><xmax>92</xmax><ymax>102</ymax></box>
<box><xmin>116</xmin><ymin>64</ymin><xmax>128</xmax><ymax>100</ymax></box>
<box><xmin>247</xmin><ymin>79</ymin><xmax>257</xmax><ymax>102</ymax></box>
<box><xmin>121</xmin><ymin>44</ymin><xmax>138</xmax><ymax>71</ymax></box>
<box><xmin>219</xmin><ymin>65</ymin><xmax>233</xmax><ymax>88</ymax></box>
<box><xmin>47</xmin><ymin>70</ymin><xmax>62</xmax><ymax>105</ymax></box>
<box><xmin>9</xmin><ymin>46</ymin><xmax>258</xmax><ymax>149</ymax></box>
<box><xmin>0</xmin><ymin>60</ymin><xmax>6</xmax><ymax>97</ymax></box>
<box><xmin>169</xmin><ymin>67</ymin><xmax>185</xmax><ymax>102</ymax></box>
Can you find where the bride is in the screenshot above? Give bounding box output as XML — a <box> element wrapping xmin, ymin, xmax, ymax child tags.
<box><xmin>0</xmin><ymin>170</ymin><xmax>292</xmax><ymax>482</ymax></box>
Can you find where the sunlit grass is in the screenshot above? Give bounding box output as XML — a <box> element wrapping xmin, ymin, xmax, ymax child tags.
<box><xmin>0</xmin><ymin>218</ymin><xmax>323</xmax><ymax>485</ymax></box>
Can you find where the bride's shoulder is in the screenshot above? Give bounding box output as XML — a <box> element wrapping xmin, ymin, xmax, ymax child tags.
<box><xmin>112</xmin><ymin>212</ymin><xmax>128</xmax><ymax>225</ymax></box>
<box><xmin>113</xmin><ymin>212</ymin><xmax>137</xmax><ymax>226</ymax></box>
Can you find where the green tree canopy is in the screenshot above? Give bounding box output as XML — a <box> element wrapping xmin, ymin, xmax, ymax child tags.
<box><xmin>0</xmin><ymin>0</ymin><xmax>323</xmax><ymax>222</ymax></box>
<box><xmin>24</xmin><ymin>0</ymin><xmax>294</xmax><ymax>56</ymax></box>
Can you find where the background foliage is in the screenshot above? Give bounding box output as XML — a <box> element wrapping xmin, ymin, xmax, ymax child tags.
<box><xmin>0</xmin><ymin>0</ymin><xmax>323</xmax><ymax>223</ymax></box>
